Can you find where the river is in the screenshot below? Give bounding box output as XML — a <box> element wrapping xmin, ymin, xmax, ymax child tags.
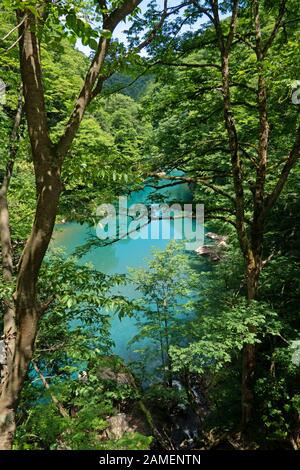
<box><xmin>52</xmin><ymin>178</ymin><xmax>204</xmax><ymax>363</ymax></box>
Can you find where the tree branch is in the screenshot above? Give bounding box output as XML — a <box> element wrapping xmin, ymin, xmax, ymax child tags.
<box><xmin>262</xmin><ymin>0</ymin><xmax>286</xmax><ymax>57</ymax></box>
<box><xmin>211</xmin><ymin>0</ymin><xmax>250</xmax><ymax>258</ymax></box>
<box><xmin>32</xmin><ymin>361</ymin><xmax>69</xmax><ymax>420</ymax></box>
<box><xmin>226</xmin><ymin>0</ymin><xmax>239</xmax><ymax>51</ymax></box>
<box><xmin>133</xmin><ymin>0</ymin><xmax>168</xmax><ymax>52</ymax></box>
<box><xmin>149</xmin><ymin>172</ymin><xmax>236</xmax><ymax>205</ymax></box>
<box><xmin>56</xmin><ymin>0</ymin><xmax>143</xmax><ymax>159</ymax></box>
<box><xmin>18</xmin><ymin>11</ymin><xmax>54</xmax><ymax>165</ymax></box>
<box><xmin>192</xmin><ymin>1</ymin><xmax>214</xmax><ymax>24</ymax></box>
<box><xmin>157</xmin><ymin>61</ymin><xmax>221</xmax><ymax>70</ymax></box>
<box><xmin>264</xmin><ymin>125</ymin><xmax>300</xmax><ymax>213</ymax></box>
<box><xmin>1</xmin><ymin>15</ymin><xmax>26</xmax><ymax>41</ymax></box>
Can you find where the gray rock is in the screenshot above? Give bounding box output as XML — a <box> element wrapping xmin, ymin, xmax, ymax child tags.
<box><xmin>103</xmin><ymin>407</ymin><xmax>151</xmax><ymax>440</ymax></box>
<box><xmin>97</xmin><ymin>366</ymin><xmax>135</xmax><ymax>386</ymax></box>
<box><xmin>206</xmin><ymin>232</ymin><xmax>228</xmax><ymax>244</ymax></box>
<box><xmin>195</xmin><ymin>232</ymin><xmax>228</xmax><ymax>261</ymax></box>
<box><xmin>195</xmin><ymin>245</ymin><xmax>222</xmax><ymax>261</ymax></box>
<box><xmin>104</xmin><ymin>413</ymin><xmax>130</xmax><ymax>440</ymax></box>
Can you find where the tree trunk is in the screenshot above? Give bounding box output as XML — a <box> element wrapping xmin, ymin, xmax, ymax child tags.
<box><xmin>0</xmin><ymin>87</ymin><xmax>23</xmax><ymax>445</ymax></box>
<box><xmin>0</xmin><ymin>161</ymin><xmax>61</xmax><ymax>450</ymax></box>
<box><xmin>212</xmin><ymin>8</ymin><xmax>259</xmax><ymax>429</ymax></box>
<box><xmin>241</xmin><ymin>342</ymin><xmax>256</xmax><ymax>429</ymax></box>
<box><xmin>0</xmin><ymin>305</ymin><xmax>38</xmax><ymax>449</ymax></box>
<box><xmin>241</xmin><ymin>259</ymin><xmax>260</xmax><ymax>429</ymax></box>
<box><xmin>211</xmin><ymin>0</ymin><xmax>299</xmax><ymax>434</ymax></box>
<box><xmin>0</xmin><ymin>1</ymin><xmax>166</xmax><ymax>449</ymax></box>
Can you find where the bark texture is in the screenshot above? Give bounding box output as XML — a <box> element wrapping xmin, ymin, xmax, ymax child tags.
<box><xmin>0</xmin><ymin>0</ymin><xmax>145</xmax><ymax>449</ymax></box>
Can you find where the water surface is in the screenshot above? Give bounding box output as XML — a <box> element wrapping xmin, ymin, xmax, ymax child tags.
<box><xmin>53</xmin><ymin>180</ymin><xmax>203</xmax><ymax>362</ymax></box>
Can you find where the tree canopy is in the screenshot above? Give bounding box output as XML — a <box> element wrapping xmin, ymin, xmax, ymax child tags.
<box><xmin>0</xmin><ymin>0</ymin><xmax>300</xmax><ymax>453</ymax></box>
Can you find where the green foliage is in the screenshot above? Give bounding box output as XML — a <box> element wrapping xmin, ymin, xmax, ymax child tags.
<box><xmin>144</xmin><ymin>383</ymin><xmax>188</xmax><ymax>414</ymax></box>
<box><xmin>104</xmin><ymin>73</ymin><xmax>154</xmax><ymax>101</ymax></box>
<box><xmin>14</xmin><ymin>253</ymin><xmax>151</xmax><ymax>450</ymax></box>
<box><xmin>8</xmin><ymin>161</ymin><xmax>36</xmax><ymax>239</ymax></box>
<box><xmin>255</xmin><ymin>345</ymin><xmax>300</xmax><ymax>443</ymax></box>
<box><xmin>143</xmin><ymin>3</ymin><xmax>300</xmax><ymax>225</ymax></box>
<box><xmin>104</xmin><ymin>432</ymin><xmax>153</xmax><ymax>451</ymax></box>
<box><xmin>15</xmin><ymin>402</ymin><xmax>70</xmax><ymax>450</ymax></box>
<box><xmin>0</xmin><ymin>9</ymin><xmax>151</xmax><ymax>232</ymax></box>
<box><xmin>129</xmin><ymin>241</ymin><xmax>200</xmax><ymax>383</ymax></box>
<box><xmin>170</xmin><ymin>296</ymin><xmax>281</xmax><ymax>374</ymax></box>
<box><xmin>35</xmin><ymin>250</ymin><xmax>131</xmax><ymax>364</ymax></box>
<box><xmin>1</xmin><ymin>0</ymin><xmax>300</xmax><ymax>451</ymax></box>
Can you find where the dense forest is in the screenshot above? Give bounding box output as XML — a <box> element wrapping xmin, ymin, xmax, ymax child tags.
<box><xmin>0</xmin><ymin>0</ymin><xmax>300</xmax><ymax>455</ymax></box>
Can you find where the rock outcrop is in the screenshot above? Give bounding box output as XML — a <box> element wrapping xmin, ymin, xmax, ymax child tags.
<box><xmin>89</xmin><ymin>356</ymin><xmax>152</xmax><ymax>442</ymax></box>
<box><xmin>195</xmin><ymin>232</ymin><xmax>228</xmax><ymax>261</ymax></box>
<box><xmin>104</xmin><ymin>406</ymin><xmax>151</xmax><ymax>440</ymax></box>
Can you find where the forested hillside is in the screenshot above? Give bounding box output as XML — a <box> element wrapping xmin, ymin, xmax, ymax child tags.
<box><xmin>0</xmin><ymin>0</ymin><xmax>300</xmax><ymax>455</ymax></box>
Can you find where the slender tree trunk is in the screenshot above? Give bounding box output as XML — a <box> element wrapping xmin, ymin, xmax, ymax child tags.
<box><xmin>0</xmin><ymin>306</ymin><xmax>38</xmax><ymax>449</ymax></box>
<box><xmin>241</xmin><ymin>342</ymin><xmax>256</xmax><ymax>428</ymax></box>
<box><xmin>0</xmin><ymin>87</ymin><xmax>23</xmax><ymax>445</ymax></box>
<box><xmin>163</xmin><ymin>318</ymin><xmax>173</xmax><ymax>387</ymax></box>
<box><xmin>0</xmin><ymin>193</ymin><xmax>16</xmax><ymax>396</ymax></box>
<box><xmin>212</xmin><ymin>3</ymin><xmax>258</xmax><ymax>428</ymax></box>
<box><xmin>0</xmin><ymin>194</ymin><xmax>13</xmax><ymax>283</ymax></box>
<box><xmin>240</xmin><ymin>2</ymin><xmax>266</xmax><ymax>428</ymax></box>
<box><xmin>241</xmin><ymin>258</ymin><xmax>260</xmax><ymax>428</ymax></box>
<box><xmin>0</xmin><ymin>85</ymin><xmax>22</xmax><ymax>283</ymax></box>
<box><xmin>32</xmin><ymin>362</ymin><xmax>69</xmax><ymax>419</ymax></box>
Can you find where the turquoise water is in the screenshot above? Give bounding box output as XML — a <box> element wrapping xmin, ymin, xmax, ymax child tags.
<box><xmin>52</xmin><ymin>180</ymin><xmax>203</xmax><ymax>362</ymax></box>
